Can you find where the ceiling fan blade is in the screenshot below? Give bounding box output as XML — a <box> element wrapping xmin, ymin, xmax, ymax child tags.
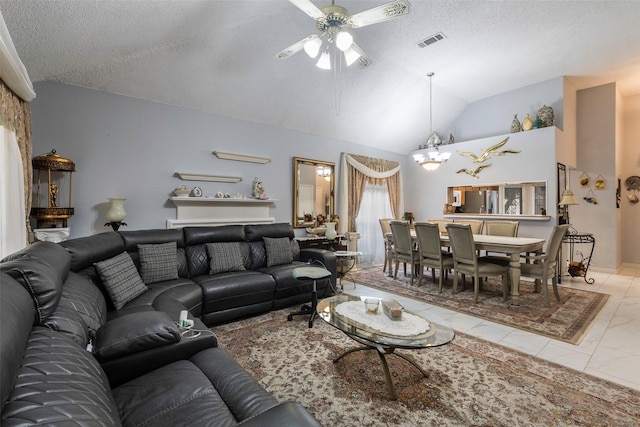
<box><xmin>350</xmin><ymin>42</ymin><xmax>372</xmax><ymax>69</ymax></box>
<box><xmin>349</xmin><ymin>0</ymin><xmax>411</xmax><ymax>28</ymax></box>
<box><xmin>288</xmin><ymin>0</ymin><xmax>325</xmax><ymax>20</ymax></box>
<box><xmin>276</xmin><ymin>34</ymin><xmax>319</xmax><ymax>59</ymax></box>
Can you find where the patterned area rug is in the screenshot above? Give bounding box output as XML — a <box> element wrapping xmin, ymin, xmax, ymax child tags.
<box><xmin>345</xmin><ymin>264</ymin><xmax>609</xmax><ymax>344</ymax></box>
<box><xmin>213</xmin><ymin>311</ymin><xmax>639</xmax><ymax>427</ymax></box>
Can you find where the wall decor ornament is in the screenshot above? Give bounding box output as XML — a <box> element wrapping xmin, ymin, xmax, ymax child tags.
<box><xmin>594</xmin><ymin>175</ymin><xmax>606</xmax><ymax>189</ymax></box>
<box><xmin>579</xmin><ymin>172</ymin><xmax>590</xmax><ymax>187</ymax></box>
<box><xmin>583</xmin><ymin>189</ymin><xmax>597</xmax><ymax>204</ymax></box>
<box><xmin>456</xmin><ymin>164</ymin><xmax>492</xmax><ymax>179</ymax></box>
<box><xmin>522</xmin><ymin>114</ymin><xmax>533</xmax><ymax>131</ymax></box>
<box><xmin>456</xmin><ymin>137</ymin><xmax>520</xmax><ymax>163</ymax></box>
<box><xmin>624</xmin><ymin>175</ymin><xmax>640</xmax><ymax>191</ymax></box>
<box><xmin>510</xmin><ymin>114</ymin><xmax>521</xmax><ymax>133</ymax></box>
<box><xmin>536</xmin><ymin>105</ymin><xmax>554</xmax><ymax>127</ymax></box>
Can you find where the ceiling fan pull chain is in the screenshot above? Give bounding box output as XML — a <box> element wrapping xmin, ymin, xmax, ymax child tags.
<box><xmin>334</xmin><ymin>44</ymin><xmax>342</xmax><ymax>116</ymax></box>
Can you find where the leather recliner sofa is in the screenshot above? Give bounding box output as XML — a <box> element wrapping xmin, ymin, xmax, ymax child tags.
<box><xmin>0</xmin><ymin>222</ymin><xmax>330</xmax><ymax>426</ymax></box>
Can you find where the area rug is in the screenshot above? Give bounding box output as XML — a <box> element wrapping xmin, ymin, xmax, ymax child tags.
<box><xmin>212</xmin><ymin>311</ymin><xmax>639</xmax><ymax>427</ymax></box>
<box><xmin>345</xmin><ymin>264</ymin><xmax>608</xmax><ymax>344</ymax></box>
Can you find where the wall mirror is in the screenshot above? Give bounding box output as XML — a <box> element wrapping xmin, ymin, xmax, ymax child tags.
<box><xmin>292</xmin><ymin>157</ymin><xmax>335</xmax><ymax>228</ymax></box>
<box><xmin>447</xmin><ymin>181</ymin><xmax>547</xmax><ymax>216</ymax></box>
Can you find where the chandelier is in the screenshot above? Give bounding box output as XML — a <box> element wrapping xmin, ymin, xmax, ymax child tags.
<box><xmin>411</xmin><ymin>72</ymin><xmax>450</xmax><ymax>171</ymax></box>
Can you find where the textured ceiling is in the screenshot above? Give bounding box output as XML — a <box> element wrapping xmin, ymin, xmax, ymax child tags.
<box><xmin>2</xmin><ymin>0</ymin><xmax>640</xmax><ymax>155</ymax></box>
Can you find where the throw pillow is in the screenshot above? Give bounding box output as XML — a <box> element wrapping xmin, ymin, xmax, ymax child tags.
<box><xmin>264</xmin><ymin>237</ymin><xmax>294</xmax><ymax>267</ymax></box>
<box><xmin>206</xmin><ymin>242</ymin><xmax>246</xmax><ymax>274</ymax></box>
<box><xmin>95</xmin><ymin>252</ymin><xmax>148</xmax><ymax>310</ymax></box>
<box><xmin>138</xmin><ymin>242</ymin><xmax>178</xmax><ymax>284</ymax></box>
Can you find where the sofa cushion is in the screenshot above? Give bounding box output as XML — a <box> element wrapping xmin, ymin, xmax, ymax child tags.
<box><xmin>95</xmin><ymin>252</ymin><xmax>148</xmax><ymax>310</ymax></box>
<box><xmin>206</xmin><ymin>242</ymin><xmax>246</xmax><ymax>274</ymax></box>
<box><xmin>58</xmin><ymin>271</ymin><xmax>108</xmax><ymax>339</ymax></box>
<box><xmin>264</xmin><ymin>237</ymin><xmax>294</xmax><ymax>267</ymax></box>
<box><xmin>94</xmin><ymin>311</ymin><xmax>181</xmax><ymax>363</ymax></box>
<box><xmin>1</xmin><ymin>327</ymin><xmax>121</xmax><ymax>426</ymax></box>
<box><xmin>44</xmin><ymin>304</ymin><xmax>90</xmax><ymax>347</ymax></box>
<box><xmin>138</xmin><ymin>242</ymin><xmax>179</xmax><ymax>284</ymax></box>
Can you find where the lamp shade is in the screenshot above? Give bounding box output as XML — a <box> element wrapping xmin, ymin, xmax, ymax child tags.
<box><xmin>316</xmin><ymin>50</ymin><xmax>331</xmax><ymax>70</ymax></box>
<box><xmin>304</xmin><ymin>37</ymin><xmax>322</xmax><ymax>58</ymax></box>
<box><xmin>106</xmin><ymin>198</ymin><xmax>127</xmax><ymax>222</ymax></box>
<box><xmin>558</xmin><ymin>189</ymin><xmax>579</xmax><ymax>205</ymax></box>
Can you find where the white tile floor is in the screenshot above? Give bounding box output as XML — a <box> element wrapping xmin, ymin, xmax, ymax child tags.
<box><xmin>342</xmin><ymin>267</ymin><xmax>640</xmax><ymax>391</ymax></box>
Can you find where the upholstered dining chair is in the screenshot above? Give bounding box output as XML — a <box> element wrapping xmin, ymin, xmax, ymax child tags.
<box><xmin>482</xmin><ymin>220</ymin><xmax>520</xmax><ymax>262</ymax></box>
<box><xmin>414</xmin><ymin>222</ymin><xmax>454</xmax><ymax>292</ymax></box>
<box><xmin>446</xmin><ymin>223</ymin><xmax>510</xmax><ymax>303</ymax></box>
<box><xmin>389</xmin><ymin>220</ymin><xmax>419</xmax><ymax>285</ymax></box>
<box><xmin>379</xmin><ymin>218</ymin><xmax>394</xmax><ymax>274</ymax></box>
<box><xmin>520</xmin><ymin>224</ymin><xmax>570</xmax><ymax>307</ymax></box>
<box><xmin>427</xmin><ymin>219</ymin><xmax>452</xmax><ymax>234</ymax></box>
<box><xmin>453</xmin><ymin>219</ymin><xmax>484</xmax><ymax>235</ymax></box>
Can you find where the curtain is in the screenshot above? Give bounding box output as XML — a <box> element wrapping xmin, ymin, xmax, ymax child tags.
<box><xmin>1</xmin><ymin>10</ymin><xmax>35</xmax><ymax>256</ymax></box>
<box><xmin>355</xmin><ymin>183</ymin><xmax>393</xmax><ymax>265</ymax></box>
<box><xmin>338</xmin><ymin>153</ymin><xmax>402</xmax><ymax>234</ymax></box>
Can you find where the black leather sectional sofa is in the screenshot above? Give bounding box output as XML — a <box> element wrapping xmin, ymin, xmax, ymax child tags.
<box><xmin>1</xmin><ymin>223</ymin><xmax>334</xmax><ymax>426</ymax></box>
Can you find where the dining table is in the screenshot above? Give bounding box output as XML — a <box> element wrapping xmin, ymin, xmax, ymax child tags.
<box><xmin>387</xmin><ymin>231</ymin><xmax>546</xmax><ymax>306</ymax></box>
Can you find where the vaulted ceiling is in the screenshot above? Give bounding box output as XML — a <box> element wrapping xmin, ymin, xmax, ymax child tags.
<box><xmin>2</xmin><ymin>0</ymin><xmax>640</xmax><ymax>154</ymax></box>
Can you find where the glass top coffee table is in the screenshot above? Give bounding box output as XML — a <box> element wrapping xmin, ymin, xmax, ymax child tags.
<box><xmin>317</xmin><ymin>294</ymin><xmax>455</xmax><ymax>400</ymax></box>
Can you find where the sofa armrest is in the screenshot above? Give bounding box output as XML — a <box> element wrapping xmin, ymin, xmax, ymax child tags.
<box><xmin>100</xmin><ymin>315</ymin><xmax>217</xmax><ymax>387</ymax></box>
<box><xmin>94</xmin><ymin>311</ymin><xmax>181</xmax><ymax>362</ymax></box>
<box><xmin>237</xmin><ymin>402</ymin><xmax>322</xmax><ymax>427</ymax></box>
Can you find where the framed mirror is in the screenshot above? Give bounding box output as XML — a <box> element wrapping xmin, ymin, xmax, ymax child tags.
<box><xmin>292</xmin><ymin>157</ymin><xmax>335</xmax><ymax>228</ymax></box>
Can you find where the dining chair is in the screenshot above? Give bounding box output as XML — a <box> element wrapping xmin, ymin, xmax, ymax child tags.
<box><xmin>446</xmin><ymin>223</ymin><xmax>510</xmax><ymax>303</ymax></box>
<box><xmin>379</xmin><ymin>218</ymin><xmax>394</xmax><ymax>274</ymax></box>
<box><xmin>389</xmin><ymin>220</ymin><xmax>419</xmax><ymax>285</ymax></box>
<box><xmin>520</xmin><ymin>224</ymin><xmax>570</xmax><ymax>307</ymax></box>
<box><xmin>453</xmin><ymin>219</ymin><xmax>484</xmax><ymax>235</ymax></box>
<box><xmin>482</xmin><ymin>220</ymin><xmax>520</xmax><ymax>262</ymax></box>
<box><xmin>427</xmin><ymin>219</ymin><xmax>452</xmax><ymax>234</ymax></box>
<box><xmin>414</xmin><ymin>222</ymin><xmax>454</xmax><ymax>292</ymax></box>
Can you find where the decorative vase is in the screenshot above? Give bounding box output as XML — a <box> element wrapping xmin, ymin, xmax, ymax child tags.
<box><xmin>106</xmin><ymin>198</ymin><xmax>127</xmax><ymax>222</ymax></box>
<box><xmin>537</xmin><ymin>105</ymin><xmax>554</xmax><ymax>127</ymax></box>
<box><xmin>324</xmin><ymin>222</ymin><xmax>337</xmax><ymax>240</ymax></box>
<box><xmin>533</xmin><ymin>117</ymin><xmax>543</xmax><ymax>129</ymax></box>
<box><xmin>510</xmin><ymin>114</ymin><xmax>521</xmax><ymax>133</ymax></box>
<box><xmin>522</xmin><ymin>114</ymin><xmax>533</xmax><ymax>131</ymax></box>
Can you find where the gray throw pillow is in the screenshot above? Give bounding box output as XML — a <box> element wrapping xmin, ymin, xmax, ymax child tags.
<box><xmin>138</xmin><ymin>242</ymin><xmax>178</xmax><ymax>284</ymax></box>
<box><xmin>206</xmin><ymin>242</ymin><xmax>246</xmax><ymax>274</ymax></box>
<box><xmin>264</xmin><ymin>237</ymin><xmax>294</xmax><ymax>267</ymax></box>
<box><xmin>95</xmin><ymin>252</ymin><xmax>148</xmax><ymax>310</ymax></box>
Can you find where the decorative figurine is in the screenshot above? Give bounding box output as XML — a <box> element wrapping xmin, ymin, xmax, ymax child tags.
<box><xmin>510</xmin><ymin>114</ymin><xmax>521</xmax><ymax>133</ymax></box>
<box><xmin>448</xmin><ymin>133</ymin><xmax>455</xmax><ymax>145</ymax></box>
<box><xmin>251</xmin><ymin>177</ymin><xmax>268</xmax><ymax>200</ymax></box>
<box><xmin>49</xmin><ymin>183</ymin><xmax>59</xmax><ymax>207</ymax></box>
<box><xmin>522</xmin><ymin>114</ymin><xmax>533</xmax><ymax>131</ymax></box>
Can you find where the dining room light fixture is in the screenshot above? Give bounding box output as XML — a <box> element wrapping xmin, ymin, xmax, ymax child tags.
<box><xmin>317</xmin><ymin>166</ymin><xmax>332</xmax><ymax>181</ymax></box>
<box><xmin>411</xmin><ymin>72</ymin><xmax>451</xmax><ymax>171</ymax></box>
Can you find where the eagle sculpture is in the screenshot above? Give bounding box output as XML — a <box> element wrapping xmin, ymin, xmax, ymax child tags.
<box><xmin>456</xmin><ymin>137</ymin><xmax>520</xmax><ymax>163</ymax></box>
<box><xmin>456</xmin><ymin>164</ymin><xmax>492</xmax><ymax>179</ymax></box>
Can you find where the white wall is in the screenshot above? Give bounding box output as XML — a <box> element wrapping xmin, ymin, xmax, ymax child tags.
<box><xmin>621</xmin><ymin>94</ymin><xmax>640</xmax><ymax>265</ymax></box>
<box><xmin>30</xmin><ymin>82</ymin><xmax>406</xmax><ymax>238</ymax></box>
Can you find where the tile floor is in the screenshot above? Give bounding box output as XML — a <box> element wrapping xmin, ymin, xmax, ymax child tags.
<box><xmin>342</xmin><ymin>266</ymin><xmax>640</xmax><ymax>392</ymax></box>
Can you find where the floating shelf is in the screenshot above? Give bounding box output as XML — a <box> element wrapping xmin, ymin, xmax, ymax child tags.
<box><xmin>167</xmin><ymin>197</ymin><xmax>277</xmax><ymax>228</ymax></box>
<box><xmin>174</xmin><ymin>172</ymin><xmax>242</xmax><ymax>183</ymax></box>
<box><xmin>212</xmin><ymin>151</ymin><xmax>271</xmax><ymax>164</ymax></box>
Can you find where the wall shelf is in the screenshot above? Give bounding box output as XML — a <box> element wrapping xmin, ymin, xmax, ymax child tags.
<box><xmin>167</xmin><ymin>197</ymin><xmax>277</xmax><ymax>228</ymax></box>
<box><xmin>444</xmin><ymin>214</ymin><xmax>551</xmax><ymax>221</ymax></box>
<box><xmin>212</xmin><ymin>151</ymin><xmax>271</xmax><ymax>164</ymax></box>
<box><xmin>174</xmin><ymin>172</ymin><xmax>242</xmax><ymax>183</ymax></box>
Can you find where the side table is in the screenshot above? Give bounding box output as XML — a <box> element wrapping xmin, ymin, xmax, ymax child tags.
<box><xmin>559</xmin><ymin>232</ymin><xmax>595</xmax><ymax>284</ymax></box>
<box><xmin>334</xmin><ymin>250</ymin><xmax>362</xmax><ymax>290</ymax></box>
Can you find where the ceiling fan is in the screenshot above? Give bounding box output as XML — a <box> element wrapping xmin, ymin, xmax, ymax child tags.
<box><xmin>276</xmin><ymin>0</ymin><xmax>411</xmax><ymax>70</ymax></box>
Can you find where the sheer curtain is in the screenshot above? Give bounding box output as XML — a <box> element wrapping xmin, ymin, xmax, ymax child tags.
<box><xmin>1</xmin><ymin>10</ymin><xmax>36</xmax><ymax>257</ymax></box>
<box><xmin>355</xmin><ymin>183</ymin><xmax>392</xmax><ymax>265</ymax></box>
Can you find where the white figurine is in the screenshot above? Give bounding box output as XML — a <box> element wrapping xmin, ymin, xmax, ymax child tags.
<box><xmin>251</xmin><ymin>177</ymin><xmax>268</xmax><ymax>200</ymax></box>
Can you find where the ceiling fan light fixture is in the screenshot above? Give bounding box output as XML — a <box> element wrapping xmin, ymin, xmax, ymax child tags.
<box><xmin>343</xmin><ymin>46</ymin><xmax>361</xmax><ymax>66</ymax></box>
<box><xmin>336</xmin><ymin>31</ymin><xmax>353</xmax><ymax>51</ymax></box>
<box><xmin>316</xmin><ymin>50</ymin><xmax>331</xmax><ymax>70</ymax></box>
<box><xmin>304</xmin><ymin>37</ymin><xmax>322</xmax><ymax>58</ymax></box>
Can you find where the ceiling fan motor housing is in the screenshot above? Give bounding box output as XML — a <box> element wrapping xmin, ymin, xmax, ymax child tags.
<box><xmin>316</xmin><ymin>5</ymin><xmax>351</xmax><ymax>33</ymax></box>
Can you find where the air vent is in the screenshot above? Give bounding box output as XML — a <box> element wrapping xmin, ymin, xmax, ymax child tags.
<box><xmin>416</xmin><ymin>32</ymin><xmax>446</xmax><ymax>48</ymax></box>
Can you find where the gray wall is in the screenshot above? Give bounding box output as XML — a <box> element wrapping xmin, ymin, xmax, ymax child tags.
<box><xmin>30</xmin><ymin>82</ymin><xmax>406</xmax><ymax>238</ymax></box>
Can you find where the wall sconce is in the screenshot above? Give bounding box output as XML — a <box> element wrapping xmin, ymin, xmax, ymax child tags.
<box><xmin>105</xmin><ymin>198</ymin><xmax>127</xmax><ymax>231</ymax></box>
